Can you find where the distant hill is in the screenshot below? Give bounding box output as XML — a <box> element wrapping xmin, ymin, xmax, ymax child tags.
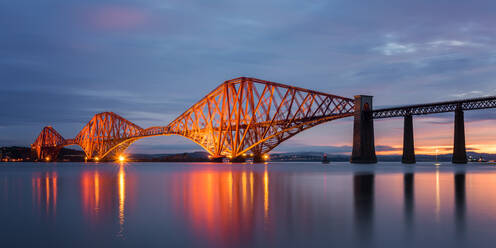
<box><xmin>0</xmin><ymin>146</ymin><xmax>210</xmax><ymax>162</ymax></box>
<box><xmin>270</xmin><ymin>151</ymin><xmax>496</xmax><ymax>162</ymax></box>
<box><xmin>2</xmin><ymin>146</ymin><xmax>495</xmax><ymax>162</ymax></box>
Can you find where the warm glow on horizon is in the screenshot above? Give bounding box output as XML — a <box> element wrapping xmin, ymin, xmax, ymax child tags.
<box><xmin>375</xmin><ymin>143</ymin><xmax>496</xmax><ymax>156</ymax></box>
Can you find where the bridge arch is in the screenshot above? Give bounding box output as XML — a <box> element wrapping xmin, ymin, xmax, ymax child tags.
<box><xmin>32</xmin><ymin>77</ymin><xmax>355</xmax><ymax>161</ymax></box>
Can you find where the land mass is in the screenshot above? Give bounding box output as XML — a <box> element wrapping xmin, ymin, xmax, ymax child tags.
<box><xmin>1</xmin><ymin>146</ymin><xmax>495</xmax><ymax>163</ymax></box>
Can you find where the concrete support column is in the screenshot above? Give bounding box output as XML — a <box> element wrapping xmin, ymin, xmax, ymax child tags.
<box><xmin>210</xmin><ymin>157</ymin><xmax>225</xmax><ymax>163</ymax></box>
<box><xmin>231</xmin><ymin>156</ymin><xmax>246</xmax><ymax>163</ymax></box>
<box><xmin>452</xmin><ymin>107</ymin><xmax>467</xmax><ymax>164</ymax></box>
<box><xmin>351</xmin><ymin>95</ymin><xmax>377</xmax><ymax>163</ymax></box>
<box><xmin>402</xmin><ymin>114</ymin><xmax>416</xmax><ymax>164</ymax></box>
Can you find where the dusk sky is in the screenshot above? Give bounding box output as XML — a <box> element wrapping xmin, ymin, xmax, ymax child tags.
<box><xmin>1</xmin><ymin>0</ymin><xmax>496</xmax><ymax>155</ymax></box>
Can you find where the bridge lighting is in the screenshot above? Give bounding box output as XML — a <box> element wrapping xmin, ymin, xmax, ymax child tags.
<box><xmin>94</xmin><ymin>157</ymin><xmax>100</xmax><ymax>162</ymax></box>
<box><xmin>118</xmin><ymin>155</ymin><xmax>126</xmax><ymax>162</ymax></box>
<box><xmin>263</xmin><ymin>154</ymin><xmax>269</xmax><ymax>160</ymax></box>
<box><xmin>208</xmin><ymin>155</ymin><xmax>212</xmax><ymax>159</ymax></box>
<box><xmin>31</xmin><ymin>78</ymin><xmax>358</xmax><ymax>162</ymax></box>
<box><xmin>242</xmin><ymin>153</ymin><xmax>247</xmax><ymax>157</ymax></box>
<box><xmin>45</xmin><ymin>156</ymin><xmax>50</xmax><ymax>162</ymax></box>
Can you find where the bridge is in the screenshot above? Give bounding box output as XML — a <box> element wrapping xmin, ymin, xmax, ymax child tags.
<box><xmin>31</xmin><ymin>77</ymin><xmax>496</xmax><ymax>163</ymax></box>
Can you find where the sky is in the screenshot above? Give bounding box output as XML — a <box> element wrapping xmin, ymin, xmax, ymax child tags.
<box><xmin>1</xmin><ymin>0</ymin><xmax>496</xmax><ymax>155</ymax></box>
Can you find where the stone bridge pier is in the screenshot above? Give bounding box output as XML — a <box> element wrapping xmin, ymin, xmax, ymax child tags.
<box><xmin>352</xmin><ymin>97</ymin><xmax>469</xmax><ymax>164</ymax></box>
<box><xmin>351</xmin><ymin>95</ymin><xmax>377</xmax><ymax>163</ymax></box>
<box><xmin>452</xmin><ymin>106</ymin><xmax>467</xmax><ymax>163</ymax></box>
<box><xmin>402</xmin><ymin>114</ymin><xmax>415</xmax><ymax>164</ymax></box>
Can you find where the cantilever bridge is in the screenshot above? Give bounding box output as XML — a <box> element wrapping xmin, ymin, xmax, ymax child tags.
<box><xmin>32</xmin><ymin>77</ymin><xmax>496</xmax><ymax>163</ymax></box>
<box><xmin>32</xmin><ymin>77</ymin><xmax>355</xmax><ymax>162</ymax></box>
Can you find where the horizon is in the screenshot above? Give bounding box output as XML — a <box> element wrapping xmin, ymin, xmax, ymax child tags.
<box><xmin>4</xmin><ymin>144</ymin><xmax>496</xmax><ymax>157</ymax></box>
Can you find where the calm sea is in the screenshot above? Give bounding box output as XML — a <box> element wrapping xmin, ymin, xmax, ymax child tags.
<box><xmin>1</xmin><ymin>162</ymin><xmax>495</xmax><ymax>248</ymax></box>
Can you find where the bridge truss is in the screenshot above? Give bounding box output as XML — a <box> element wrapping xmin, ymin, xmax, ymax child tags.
<box><xmin>32</xmin><ymin>77</ymin><xmax>355</xmax><ymax>161</ymax></box>
<box><xmin>373</xmin><ymin>96</ymin><xmax>496</xmax><ymax>118</ymax></box>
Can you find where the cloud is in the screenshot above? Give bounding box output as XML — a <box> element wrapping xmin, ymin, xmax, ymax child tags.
<box><xmin>84</xmin><ymin>5</ymin><xmax>149</xmax><ymax>31</ymax></box>
<box><xmin>375</xmin><ymin>42</ymin><xmax>416</xmax><ymax>55</ymax></box>
<box><xmin>451</xmin><ymin>90</ymin><xmax>487</xmax><ymax>98</ymax></box>
<box><xmin>428</xmin><ymin>40</ymin><xmax>479</xmax><ymax>48</ymax></box>
<box><xmin>374</xmin><ymin>39</ymin><xmax>482</xmax><ymax>56</ymax></box>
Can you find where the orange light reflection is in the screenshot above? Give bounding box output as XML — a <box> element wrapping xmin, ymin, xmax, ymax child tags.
<box><xmin>118</xmin><ymin>165</ymin><xmax>126</xmax><ymax>238</ymax></box>
<box><xmin>172</xmin><ymin>168</ymin><xmax>270</xmax><ymax>248</ymax></box>
<box><xmin>32</xmin><ymin>172</ymin><xmax>58</xmax><ymax>216</ymax></box>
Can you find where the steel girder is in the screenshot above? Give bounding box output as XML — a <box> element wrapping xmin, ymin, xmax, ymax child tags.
<box><xmin>72</xmin><ymin>112</ymin><xmax>144</xmax><ymax>159</ymax></box>
<box><xmin>165</xmin><ymin>77</ymin><xmax>355</xmax><ymax>158</ymax></box>
<box><xmin>31</xmin><ymin>126</ymin><xmax>66</xmax><ymax>160</ymax></box>
<box><xmin>373</xmin><ymin>96</ymin><xmax>496</xmax><ymax>119</ymax></box>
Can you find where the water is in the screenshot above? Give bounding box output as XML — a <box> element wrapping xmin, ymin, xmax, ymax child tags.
<box><xmin>1</xmin><ymin>162</ymin><xmax>495</xmax><ymax>248</ymax></box>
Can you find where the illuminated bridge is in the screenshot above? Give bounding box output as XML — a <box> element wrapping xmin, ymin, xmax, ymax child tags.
<box><xmin>31</xmin><ymin>77</ymin><xmax>496</xmax><ymax>163</ymax></box>
<box><xmin>32</xmin><ymin>77</ymin><xmax>355</xmax><ymax>162</ymax></box>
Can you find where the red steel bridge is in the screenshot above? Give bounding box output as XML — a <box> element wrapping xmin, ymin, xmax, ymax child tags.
<box><xmin>31</xmin><ymin>77</ymin><xmax>496</xmax><ymax>163</ymax></box>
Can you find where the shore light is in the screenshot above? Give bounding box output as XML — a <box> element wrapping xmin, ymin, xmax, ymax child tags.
<box><xmin>119</xmin><ymin>155</ymin><xmax>126</xmax><ymax>162</ymax></box>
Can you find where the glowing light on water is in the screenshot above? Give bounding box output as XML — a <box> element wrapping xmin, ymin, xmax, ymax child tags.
<box><xmin>118</xmin><ymin>165</ymin><xmax>126</xmax><ymax>238</ymax></box>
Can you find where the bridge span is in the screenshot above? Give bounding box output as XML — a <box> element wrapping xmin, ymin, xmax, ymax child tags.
<box><xmin>32</xmin><ymin>77</ymin><xmax>355</xmax><ymax>162</ymax></box>
<box><xmin>371</xmin><ymin>96</ymin><xmax>496</xmax><ymax>164</ymax></box>
<box><xmin>31</xmin><ymin>77</ymin><xmax>496</xmax><ymax>163</ymax></box>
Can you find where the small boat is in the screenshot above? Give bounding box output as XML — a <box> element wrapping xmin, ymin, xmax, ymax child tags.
<box><xmin>468</xmin><ymin>156</ymin><xmax>478</xmax><ymax>162</ymax></box>
<box><xmin>322</xmin><ymin>153</ymin><xmax>330</xmax><ymax>164</ymax></box>
<box><xmin>478</xmin><ymin>157</ymin><xmax>487</xmax><ymax>162</ymax></box>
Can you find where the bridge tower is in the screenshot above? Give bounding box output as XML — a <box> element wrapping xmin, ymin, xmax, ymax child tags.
<box><xmin>402</xmin><ymin>114</ymin><xmax>416</xmax><ymax>163</ymax></box>
<box><xmin>351</xmin><ymin>95</ymin><xmax>377</xmax><ymax>163</ymax></box>
<box><xmin>452</xmin><ymin>106</ymin><xmax>467</xmax><ymax>164</ymax></box>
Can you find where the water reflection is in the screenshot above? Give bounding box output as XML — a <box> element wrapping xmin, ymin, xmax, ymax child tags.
<box><xmin>4</xmin><ymin>163</ymin><xmax>496</xmax><ymax>248</ymax></box>
<box><xmin>353</xmin><ymin>173</ymin><xmax>374</xmax><ymax>244</ymax></box>
<box><xmin>264</xmin><ymin>167</ymin><xmax>269</xmax><ymax>222</ymax></box>
<box><xmin>171</xmin><ymin>167</ymin><xmax>270</xmax><ymax>248</ymax></box>
<box><xmin>80</xmin><ymin>166</ymin><xmax>128</xmax><ymax>238</ymax></box>
<box><xmin>403</xmin><ymin>172</ymin><xmax>414</xmax><ymax>232</ymax></box>
<box><xmin>454</xmin><ymin>169</ymin><xmax>466</xmax><ymax>238</ymax></box>
<box><xmin>118</xmin><ymin>165</ymin><xmax>126</xmax><ymax>238</ymax></box>
<box><xmin>32</xmin><ymin>171</ymin><xmax>58</xmax><ymax>216</ymax></box>
<box><xmin>435</xmin><ymin>169</ymin><xmax>441</xmax><ymax>222</ymax></box>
